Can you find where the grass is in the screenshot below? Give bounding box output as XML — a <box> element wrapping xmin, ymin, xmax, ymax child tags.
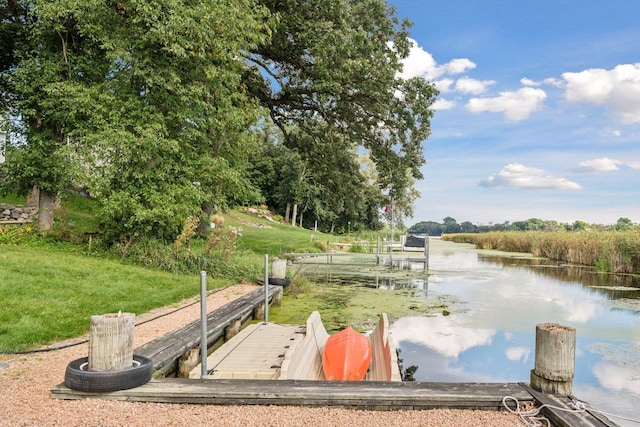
<box><xmin>0</xmin><ymin>195</ymin><xmax>340</xmax><ymax>352</ymax></box>
<box><xmin>0</xmin><ymin>245</ymin><xmax>234</xmax><ymax>352</ymax></box>
<box><xmin>224</xmin><ymin>210</ymin><xmax>328</xmax><ymax>255</ymax></box>
<box><xmin>443</xmin><ymin>230</ymin><xmax>640</xmax><ymax>274</ymax></box>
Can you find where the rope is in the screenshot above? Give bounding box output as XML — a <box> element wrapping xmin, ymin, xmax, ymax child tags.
<box><xmin>502</xmin><ymin>395</ymin><xmax>640</xmax><ymax>426</ymax></box>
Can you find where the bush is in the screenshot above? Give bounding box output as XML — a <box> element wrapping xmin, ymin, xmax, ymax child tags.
<box><xmin>0</xmin><ymin>224</ymin><xmax>36</xmax><ymax>244</ymax></box>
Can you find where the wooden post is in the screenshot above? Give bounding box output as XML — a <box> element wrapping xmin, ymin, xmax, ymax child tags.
<box><xmin>272</xmin><ymin>287</ymin><xmax>283</xmax><ymax>306</ymax></box>
<box><xmin>271</xmin><ymin>258</ymin><xmax>287</xmax><ymax>279</ymax></box>
<box><xmin>225</xmin><ymin>318</ymin><xmax>242</xmax><ymax>340</ymax></box>
<box><xmin>88</xmin><ymin>312</ymin><xmax>135</xmax><ymax>371</ymax></box>
<box><xmin>254</xmin><ymin>302</ymin><xmax>265</xmax><ymax>320</ymax></box>
<box><xmin>530</xmin><ymin>323</ymin><xmax>576</xmax><ymax>396</ymax></box>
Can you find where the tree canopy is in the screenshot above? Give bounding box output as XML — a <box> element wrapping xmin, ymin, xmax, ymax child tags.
<box><xmin>246</xmin><ymin>0</ymin><xmax>437</xmax><ymax>195</ymax></box>
<box><xmin>1</xmin><ymin>0</ymin><xmax>437</xmax><ymax>244</ymax></box>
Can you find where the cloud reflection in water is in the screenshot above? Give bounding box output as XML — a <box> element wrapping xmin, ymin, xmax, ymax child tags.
<box><xmin>391</xmin><ymin>316</ymin><xmax>495</xmax><ymax>358</ymax></box>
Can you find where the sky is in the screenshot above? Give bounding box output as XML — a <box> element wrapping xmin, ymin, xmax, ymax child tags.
<box><xmin>389</xmin><ymin>0</ymin><xmax>640</xmax><ymax>226</ymax></box>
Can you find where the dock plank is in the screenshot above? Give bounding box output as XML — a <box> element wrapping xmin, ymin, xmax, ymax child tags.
<box><xmin>51</xmin><ymin>379</ymin><xmax>533</xmax><ymax>410</ymax></box>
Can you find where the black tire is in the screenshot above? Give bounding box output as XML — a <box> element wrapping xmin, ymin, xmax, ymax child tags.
<box><xmin>257</xmin><ymin>277</ymin><xmax>291</xmax><ymax>287</ymax></box>
<box><xmin>64</xmin><ymin>354</ymin><xmax>153</xmax><ymax>392</ymax></box>
<box><xmin>268</xmin><ymin>277</ymin><xmax>291</xmax><ymax>287</ymax></box>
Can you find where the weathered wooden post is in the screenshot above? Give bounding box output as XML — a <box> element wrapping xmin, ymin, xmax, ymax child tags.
<box><xmin>271</xmin><ymin>257</ymin><xmax>287</xmax><ymax>279</ymax></box>
<box><xmin>530</xmin><ymin>323</ymin><xmax>576</xmax><ymax>396</ymax></box>
<box><xmin>88</xmin><ymin>312</ymin><xmax>135</xmax><ymax>371</ymax></box>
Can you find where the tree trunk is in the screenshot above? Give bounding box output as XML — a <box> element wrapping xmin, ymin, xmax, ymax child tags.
<box><xmin>37</xmin><ymin>188</ymin><xmax>57</xmax><ymax>231</ymax></box>
<box><xmin>284</xmin><ymin>203</ymin><xmax>291</xmax><ymax>223</ymax></box>
<box><xmin>299</xmin><ymin>211</ymin><xmax>303</xmax><ymax>227</ymax></box>
<box><xmin>197</xmin><ymin>201</ymin><xmax>213</xmax><ymax>234</ymax></box>
<box><xmin>27</xmin><ymin>185</ymin><xmax>39</xmax><ymax>207</ymax></box>
<box><xmin>291</xmin><ymin>203</ymin><xmax>298</xmax><ymax>227</ymax></box>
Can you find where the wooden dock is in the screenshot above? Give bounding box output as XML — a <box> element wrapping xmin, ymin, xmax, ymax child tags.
<box><xmin>50</xmin><ymin>283</ymin><xmax>621</xmax><ymax>426</ymax></box>
<box><xmin>135</xmin><ymin>284</ymin><xmax>283</xmax><ymax>377</ymax></box>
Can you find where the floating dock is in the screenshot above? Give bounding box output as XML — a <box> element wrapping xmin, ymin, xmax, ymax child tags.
<box><xmin>187</xmin><ymin>311</ymin><xmax>401</xmax><ymax>382</ymax></box>
<box><xmin>191</xmin><ymin>322</ymin><xmax>305</xmax><ymax>380</ymax></box>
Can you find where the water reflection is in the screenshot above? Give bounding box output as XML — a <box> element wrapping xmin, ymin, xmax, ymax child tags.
<box><xmin>479</xmin><ymin>254</ymin><xmax>640</xmax><ymax>299</ymax></box>
<box><xmin>392</xmin><ymin>316</ymin><xmax>495</xmax><ymax>358</ymax></box>
<box><xmin>292</xmin><ymin>239</ymin><xmax>640</xmax><ymax>426</ymax></box>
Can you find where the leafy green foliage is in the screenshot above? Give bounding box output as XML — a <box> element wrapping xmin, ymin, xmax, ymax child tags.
<box><xmin>247</xmin><ymin>0</ymin><xmax>438</xmax><ymax>193</ymax></box>
<box><xmin>3</xmin><ymin>0</ymin><xmax>437</xmax><ymax>245</ymax></box>
<box><xmin>2</xmin><ymin>0</ymin><xmax>273</xmax><ymax>242</ymax></box>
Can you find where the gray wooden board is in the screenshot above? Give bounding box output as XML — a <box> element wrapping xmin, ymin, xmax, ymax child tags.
<box><xmin>51</xmin><ymin>379</ymin><xmax>533</xmax><ymax>410</ymax></box>
<box><xmin>135</xmin><ymin>285</ymin><xmax>281</xmax><ymax>375</ymax></box>
<box><xmin>521</xmin><ymin>384</ymin><xmax>619</xmax><ymax>427</ymax></box>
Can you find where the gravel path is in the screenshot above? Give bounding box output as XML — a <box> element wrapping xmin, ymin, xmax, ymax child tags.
<box><xmin>0</xmin><ymin>284</ymin><xmax>526</xmax><ymax>426</ymax></box>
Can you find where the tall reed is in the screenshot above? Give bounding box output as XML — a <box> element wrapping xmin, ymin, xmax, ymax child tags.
<box><xmin>444</xmin><ymin>231</ymin><xmax>640</xmax><ymax>274</ymax></box>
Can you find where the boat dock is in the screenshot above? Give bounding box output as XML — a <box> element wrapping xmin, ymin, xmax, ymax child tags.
<box><xmin>192</xmin><ymin>322</ymin><xmax>305</xmax><ymax>380</ymax></box>
<box><xmin>50</xmin><ymin>284</ymin><xmax>620</xmax><ymax>427</ymax></box>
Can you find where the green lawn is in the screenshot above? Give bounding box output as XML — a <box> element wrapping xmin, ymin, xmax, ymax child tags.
<box><xmin>0</xmin><ymin>245</ymin><xmax>229</xmax><ymax>352</ymax></box>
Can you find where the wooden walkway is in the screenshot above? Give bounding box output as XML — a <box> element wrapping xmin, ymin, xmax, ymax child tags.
<box><xmin>135</xmin><ymin>285</ymin><xmax>282</xmax><ymax>377</ymax></box>
<box><xmin>190</xmin><ymin>322</ymin><xmax>305</xmax><ymax>379</ymax></box>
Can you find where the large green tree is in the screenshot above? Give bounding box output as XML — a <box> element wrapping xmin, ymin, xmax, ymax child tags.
<box><xmin>245</xmin><ymin>0</ymin><xmax>438</xmax><ymax>198</ymax></box>
<box><xmin>2</xmin><ymin>0</ymin><xmax>271</xmax><ymax>241</ymax></box>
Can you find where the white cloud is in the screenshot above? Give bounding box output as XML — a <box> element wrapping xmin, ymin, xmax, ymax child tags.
<box><xmin>443</xmin><ymin>58</ymin><xmax>476</xmax><ymax>75</ymax></box>
<box><xmin>521</xmin><ymin>77</ymin><xmax>563</xmax><ymax>87</ymax></box>
<box><xmin>563</xmin><ymin>63</ymin><xmax>640</xmax><ymax>123</ymax></box>
<box><xmin>466</xmin><ymin>87</ymin><xmax>547</xmax><ymax>121</ymax></box>
<box><xmin>398</xmin><ymin>38</ymin><xmax>476</xmax><ymax>81</ymax></box>
<box><xmin>434</xmin><ymin>78</ymin><xmax>454</xmax><ymax>93</ymax></box>
<box><xmin>571</xmin><ymin>157</ymin><xmax>640</xmax><ymax>172</ymax></box>
<box><xmin>480</xmin><ymin>163</ymin><xmax>583</xmax><ymax>190</ymax></box>
<box><xmin>571</xmin><ymin>157</ymin><xmax>623</xmax><ymax>173</ymax></box>
<box><xmin>455</xmin><ymin>77</ymin><xmax>495</xmax><ymax>95</ymax></box>
<box><xmin>432</xmin><ymin>98</ymin><xmax>457</xmax><ymax>111</ymax></box>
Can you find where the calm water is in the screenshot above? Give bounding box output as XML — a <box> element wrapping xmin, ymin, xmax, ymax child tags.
<box><xmin>295</xmin><ymin>238</ymin><xmax>640</xmax><ymax>426</ymax></box>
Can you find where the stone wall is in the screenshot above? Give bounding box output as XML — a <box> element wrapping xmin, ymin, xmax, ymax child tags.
<box><xmin>0</xmin><ymin>204</ymin><xmax>37</xmax><ymax>223</ymax></box>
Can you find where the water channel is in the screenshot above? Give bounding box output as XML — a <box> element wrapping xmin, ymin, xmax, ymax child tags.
<box><xmin>282</xmin><ymin>238</ymin><xmax>640</xmax><ymax>426</ymax></box>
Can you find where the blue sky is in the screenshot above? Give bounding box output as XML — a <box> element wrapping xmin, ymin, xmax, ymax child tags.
<box><xmin>389</xmin><ymin>0</ymin><xmax>640</xmax><ymax>226</ymax></box>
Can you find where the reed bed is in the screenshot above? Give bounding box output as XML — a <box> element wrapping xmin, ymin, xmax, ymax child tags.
<box><xmin>444</xmin><ymin>231</ymin><xmax>640</xmax><ymax>274</ymax></box>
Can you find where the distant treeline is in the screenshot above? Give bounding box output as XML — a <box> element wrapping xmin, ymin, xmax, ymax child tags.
<box><xmin>408</xmin><ymin>217</ymin><xmax>639</xmax><ymax>236</ymax></box>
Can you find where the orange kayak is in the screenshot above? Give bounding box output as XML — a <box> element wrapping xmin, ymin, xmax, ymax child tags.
<box><xmin>322</xmin><ymin>326</ymin><xmax>371</xmax><ymax>381</ymax></box>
